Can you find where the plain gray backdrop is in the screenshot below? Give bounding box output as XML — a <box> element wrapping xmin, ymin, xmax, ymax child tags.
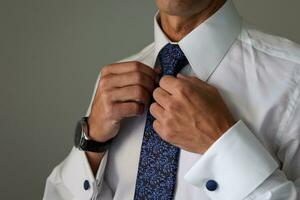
<box><xmin>0</xmin><ymin>0</ymin><xmax>299</xmax><ymax>199</ymax></box>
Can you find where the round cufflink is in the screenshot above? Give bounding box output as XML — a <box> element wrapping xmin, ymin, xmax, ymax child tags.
<box><xmin>206</xmin><ymin>180</ymin><xmax>218</xmax><ymax>191</ymax></box>
<box><xmin>83</xmin><ymin>180</ymin><xmax>90</xmax><ymax>190</ymax></box>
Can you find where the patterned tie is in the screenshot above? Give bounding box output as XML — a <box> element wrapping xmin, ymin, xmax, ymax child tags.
<box><xmin>134</xmin><ymin>43</ymin><xmax>189</xmax><ymax>200</ymax></box>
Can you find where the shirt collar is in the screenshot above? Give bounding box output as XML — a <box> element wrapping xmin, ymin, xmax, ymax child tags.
<box><xmin>153</xmin><ymin>0</ymin><xmax>242</xmax><ymax>81</ymax></box>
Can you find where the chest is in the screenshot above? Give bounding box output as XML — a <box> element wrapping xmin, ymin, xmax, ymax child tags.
<box><xmin>103</xmin><ymin>54</ymin><xmax>285</xmax><ymax>199</ymax></box>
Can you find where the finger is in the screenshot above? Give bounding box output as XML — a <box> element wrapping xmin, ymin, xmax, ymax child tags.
<box><xmin>101</xmin><ymin>61</ymin><xmax>158</xmax><ymax>80</ymax></box>
<box><xmin>153</xmin><ymin>87</ymin><xmax>171</xmax><ymax>108</ymax></box>
<box><xmin>159</xmin><ymin>75</ymin><xmax>180</xmax><ymax>94</ymax></box>
<box><xmin>152</xmin><ymin>119</ymin><xmax>163</xmax><ymax>134</ymax></box>
<box><xmin>113</xmin><ymin>102</ymin><xmax>144</xmax><ymax>120</ymax></box>
<box><xmin>109</xmin><ymin>85</ymin><xmax>151</xmax><ymax>106</ymax></box>
<box><xmin>100</xmin><ymin>71</ymin><xmax>156</xmax><ymax>93</ymax></box>
<box><xmin>149</xmin><ymin>102</ymin><xmax>165</xmax><ymax>121</ymax></box>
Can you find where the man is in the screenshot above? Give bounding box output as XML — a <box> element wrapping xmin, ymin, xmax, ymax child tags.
<box><xmin>43</xmin><ymin>0</ymin><xmax>300</xmax><ymax>199</ymax></box>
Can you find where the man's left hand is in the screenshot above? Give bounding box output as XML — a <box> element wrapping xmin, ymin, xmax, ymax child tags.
<box><xmin>150</xmin><ymin>74</ymin><xmax>237</xmax><ymax>154</ymax></box>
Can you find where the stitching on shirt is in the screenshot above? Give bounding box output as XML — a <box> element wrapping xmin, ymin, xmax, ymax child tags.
<box><xmin>238</xmin><ymin>38</ymin><xmax>300</xmax><ymax>65</ymax></box>
<box><xmin>275</xmin><ymin>67</ymin><xmax>300</xmax><ymax>147</ymax></box>
<box><xmin>237</xmin><ymin>27</ymin><xmax>300</xmax><ymax>65</ymax></box>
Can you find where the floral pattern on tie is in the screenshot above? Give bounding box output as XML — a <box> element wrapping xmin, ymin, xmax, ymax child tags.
<box><xmin>134</xmin><ymin>43</ymin><xmax>189</xmax><ymax>200</ymax></box>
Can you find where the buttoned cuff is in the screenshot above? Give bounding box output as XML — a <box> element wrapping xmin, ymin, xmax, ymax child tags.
<box><xmin>184</xmin><ymin>120</ymin><xmax>279</xmax><ymax>200</ymax></box>
<box><xmin>60</xmin><ymin>147</ymin><xmax>108</xmax><ymax>199</ymax></box>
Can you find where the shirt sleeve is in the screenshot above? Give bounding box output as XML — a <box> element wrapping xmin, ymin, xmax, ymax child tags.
<box><xmin>43</xmin><ymin>147</ymin><xmax>111</xmax><ymax>200</ymax></box>
<box><xmin>184</xmin><ymin>84</ymin><xmax>300</xmax><ymax>199</ymax></box>
<box><xmin>184</xmin><ymin>120</ymin><xmax>279</xmax><ymax>199</ymax></box>
<box><xmin>245</xmin><ymin>79</ymin><xmax>300</xmax><ymax>200</ymax></box>
<box><xmin>43</xmin><ymin>72</ymin><xmax>113</xmax><ymax>200</ymax></box>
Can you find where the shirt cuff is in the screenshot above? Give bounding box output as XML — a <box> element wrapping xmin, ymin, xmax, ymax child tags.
<box><xmin>184</xmin><ymin>120</ymin><xmax>279</xmax><ymax>200</ymax></box>
<box><xmin>60</xmin><ymin>147</ymin><xmax>108</xmax><ymax>199</ymax></box>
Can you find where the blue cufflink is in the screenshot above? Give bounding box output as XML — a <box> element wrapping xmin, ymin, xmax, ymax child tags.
<box><xmin>206</xmin><ymin>180</ymin><xmax>218</xmax><ymax>191</ymax></box>
<box><xmin>83</xmin><ymin>180</ymin><xmax>90</xmax><ymax>190</ymax></box>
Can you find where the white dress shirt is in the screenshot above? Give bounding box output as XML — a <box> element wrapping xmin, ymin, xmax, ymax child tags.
<box><xmin>43</xmin><ymin>1</ymin><xmax>300</xmax><ymax>199</ymax></box>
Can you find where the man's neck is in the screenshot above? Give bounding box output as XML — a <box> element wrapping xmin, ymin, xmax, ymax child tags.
<box><xmin>158</xmin><ymin>0</ymin><xmax>226</xmax><ymax>42</ymax></box>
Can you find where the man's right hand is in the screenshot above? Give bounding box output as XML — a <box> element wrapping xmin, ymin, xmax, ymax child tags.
<box><xmin>87</xmin><ymin>61</ymin><xmax>159</xmax><ymax>143</ymax></box>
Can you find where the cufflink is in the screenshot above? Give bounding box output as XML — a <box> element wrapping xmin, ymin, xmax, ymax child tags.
<box><xmin>83</xmin><ymin>180</ymin><xmax>90</xmax><ymax>190</ymax></box>
<box><xmin>206</xmin><ymin>180</ymin><xmax>218</xmax><ymax>191</ymax></box>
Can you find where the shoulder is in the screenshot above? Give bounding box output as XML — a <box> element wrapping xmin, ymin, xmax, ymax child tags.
<box><xmin>238</xmin><ymin>21</ymin><xmax>300</xmax><ymax>65</ymax></box>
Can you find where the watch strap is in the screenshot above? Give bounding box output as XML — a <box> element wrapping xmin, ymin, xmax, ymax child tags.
<box><xmin>80</xmin><ymin>137</ymin><xmax>113</xmax><ymax>153</ymax></box>
<box><xmin>75</xmin><ymin>117</ymin><xmax>113</xmax><ymax>153</ymax></box>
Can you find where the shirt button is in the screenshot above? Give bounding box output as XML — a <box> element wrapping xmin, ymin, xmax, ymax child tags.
<box><xmin>83</xmin><ymin>180</ymin><xmax>90</xmax><ymax>190</ymax></box>
<box><xmin>206</xmin><ymin>180</ymin><xmax>218</xmax><ymax>191</ymax></box>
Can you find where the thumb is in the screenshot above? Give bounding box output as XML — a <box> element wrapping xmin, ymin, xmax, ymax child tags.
<box><xmin>176</xmin><ymin>73</ymin><xmax>187</xmax><ymax>79</ymax></box>
<box><xmin>177</xmin><ymin>73</ymin><xmax>209</xmax><ymax>88</ymax></box>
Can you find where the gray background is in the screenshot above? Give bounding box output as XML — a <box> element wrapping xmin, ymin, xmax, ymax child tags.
<box><xmin>0</xmin><ymin>0</ymin><xmax>299</xmax><ymax>199</ymax></box>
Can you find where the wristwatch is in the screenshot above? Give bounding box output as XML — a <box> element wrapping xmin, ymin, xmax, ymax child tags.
<box><xmin>74</xmin><ymin>117</ymin><xmax>113</xmax><ymax>153</ymax></box>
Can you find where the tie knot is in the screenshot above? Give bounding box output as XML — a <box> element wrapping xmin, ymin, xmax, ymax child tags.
<box><xmin>158</xmin><ymin>43</ymin><xmax>188</xmax><ymax>76</ymax></box>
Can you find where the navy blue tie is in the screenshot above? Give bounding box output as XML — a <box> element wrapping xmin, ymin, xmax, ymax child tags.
<box><xmin>134</xmin><ymin>43</ymin><xmax>189</xmax><ymax>200</ymax></box>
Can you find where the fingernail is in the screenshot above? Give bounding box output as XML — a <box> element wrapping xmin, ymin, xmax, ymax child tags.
<box><xmin>177</xmin><ymin>73</ymin><xmax>185</xmax><ymax>78</ymax></box>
